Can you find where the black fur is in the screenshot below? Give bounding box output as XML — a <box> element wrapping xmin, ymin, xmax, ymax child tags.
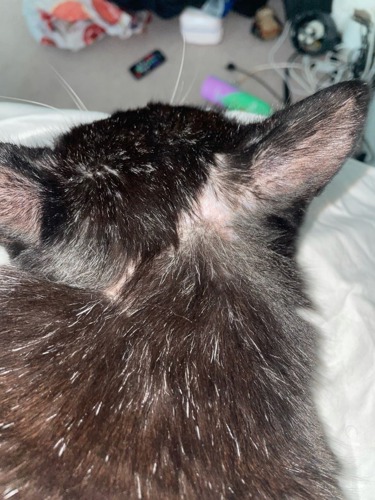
<box><xmin>0</xmin><ymin>81</ymin><xmax>370</xmax><ymax>499</ymax></box>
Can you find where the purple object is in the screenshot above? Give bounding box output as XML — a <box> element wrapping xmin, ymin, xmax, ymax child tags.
<box><xmin>200</xmin><ymin>75</ymin><xmax>272</xmax><ymax>116</ymax></box>
<box><xmin>200</xmin><ymin>76</ymin><xmax>237</xmax><ymax>104</ymax></box>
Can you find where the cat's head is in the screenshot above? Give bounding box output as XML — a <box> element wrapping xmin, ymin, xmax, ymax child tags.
<box><xmin>0</xmin><ymin>81</ymin><xmax>369</xmax><ymax>296</ymax></box>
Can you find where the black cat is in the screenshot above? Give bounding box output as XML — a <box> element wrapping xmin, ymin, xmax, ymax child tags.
<box><xmin>0</xmin><ymin>81</ymin><xmax>369</xmax><ymax>499</ymax></box>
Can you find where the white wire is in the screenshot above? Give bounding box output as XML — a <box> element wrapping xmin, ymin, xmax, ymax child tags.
<box><xmin>302</xmin><ymin>55</ymin><xmax>317</xmax><ymax>90</ymax></box>
<box><xmin>171</xmin><ymin>34</ymin><xmax>186</xmax><ymax>105</ymax></box>
<box><xmin>363</xmin><ymin>24</ymin><xmax>374</xmax><ymax>80</ymax></box>
<box><xmin>297</xmin><ymin>49</ymin><xmax>355</xmax><ymax>95</ymax></box>
<box><xmin>364</xmin><ymin>24</ymin><xmax>375</xmax><ymax>80</ymax></box>
<box><xmin>266</xmin><ymin>22</ymin><xmax>310</xmax><ymax>97</ymax></box>
<box><xmin>244</xmin><ymin>62</ymin><xmax>307</xmax><ymax>75</ymax></box>
<box><xmin>366</xmin><ymin>60</ymin><xmax>375</xmax><ymax>80</ymax></box>
<box><xmin>268</xmin><ymin>22</ymin><xmax>292</xmax><ymax>80</ymax></box>
<box><xmin>249</xmin><ymin>16</ymin><xmax>373</xmax><ymax>102</ymax></box>
<box><xmin>289</xmin><ymin>67</ymin><xmax>314</xmax><ymax>93</ymax></box>
<box><xmin>265</xmin><ymin>22</ymin><xmax>340</xmax><ymax>98</ymax></box>
<box><xmin>240</xmin><ymin>61</ymin><xmax>319</xmax><ymax>98</ymax></box>
<box><xmin>180</xmin><ymin>70</ymin><xmax>198</xmax><ymax>105</ymax></box>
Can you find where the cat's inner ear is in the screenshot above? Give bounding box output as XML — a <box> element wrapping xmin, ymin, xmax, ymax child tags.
<box><xmin>226</xmin><ymin>81</ymin><xmax>369</xmax><ymax>205</ymax></box>
<box><xmin>0</xmin><ymin>165</ymin><xmax>41</xmax><ymax>245</ymax></box>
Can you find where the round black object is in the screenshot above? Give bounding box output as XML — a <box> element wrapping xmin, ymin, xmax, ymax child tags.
<box><xmin>291</xmin><ymin>10</ymin><xmax>340</xmax><ymax>55</ymax></box>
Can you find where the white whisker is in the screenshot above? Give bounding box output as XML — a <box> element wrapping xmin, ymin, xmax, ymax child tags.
<box><xmin>170</xmin><ymin>34</ymin><xmax>186</xmax><ymax>105</ymax></box>
<box><xmin>179</xmin><ymin>47</ymin><xmax>206</xmax><ymax>105</ymax></box>
<box><xmin>176</xmin><ymin>80</ymin><xmax>185</xmax><ymax>103</ymax></box>
<box><xmin>50</xmin><ymin>65</ymin><xmax>88</xmax><ymax>111</ymax></box>
<box><xmin>180</xmin><ymin>71</ymin><xmax>199</xmax><ymax>105</ymax></box>
<box><xmin>0</xmin><ymin>96</ymin><xmax>57</xmax><ymax>110</ymax></box>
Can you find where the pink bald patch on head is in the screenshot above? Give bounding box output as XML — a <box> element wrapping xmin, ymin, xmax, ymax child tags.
<box><xmin>179</xmin><ymin>168</ymin><xmax>236</xmax><ymax>242</ymax></box>
<box><xmin>0</xmin><ymin>167</ymin><xmax>41</xmax><ymax>243</ymax></box>
<box><xmin>195</xmin><ymin>183</ymin><xmax>234</xmax><ymax>237</ymax></box>
<box><xmin>104</xmin><ymin>261</ymin><xmax>137</xmax><ymax>300</ymax></box>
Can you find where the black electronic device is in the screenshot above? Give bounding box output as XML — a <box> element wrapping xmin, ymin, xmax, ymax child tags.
<box><xmin>291</xmin><ymin>10</ymin><xmax>340</xmax><ymax>55</ymax></box>
<box><xmin>129</xmin><ymin>50</ymin><xmax>166</xmax><ymax>80</ymax></box>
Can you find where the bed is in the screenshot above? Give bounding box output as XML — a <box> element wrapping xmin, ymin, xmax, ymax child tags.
<box><xmin>0</xmin><ymin>103</ymin><xmax>374</xmax><ymax>499</ymax></box>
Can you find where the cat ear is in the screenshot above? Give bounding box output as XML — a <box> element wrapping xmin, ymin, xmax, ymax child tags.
<box><xmin>238</xmin><ymin>81</ymin><xmax>369</xmax><ymax>205</ymax></box>
<box><xmin>0</xmin><ymin>146</ymin><xmax>43</xmax><ymax>245</ymax></box>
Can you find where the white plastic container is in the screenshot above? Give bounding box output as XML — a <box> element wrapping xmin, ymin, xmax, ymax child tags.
<box><xmin>179</xmin><ymin>7</ymin><xmax>223</xmax><ymax>45</ymax></box>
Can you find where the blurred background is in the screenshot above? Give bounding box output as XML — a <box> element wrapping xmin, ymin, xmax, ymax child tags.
<box><xmin>0</xmin><ymin>0</ymin><xmax>374</xmax><ymax>161</ymax></box>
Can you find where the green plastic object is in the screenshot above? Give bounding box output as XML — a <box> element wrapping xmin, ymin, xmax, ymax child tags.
<box><xmin>221</xmin><ymin>91</ymin><xmax>272</xmax><ymax>116</ymax></box>
<box><xmin>200</xmin><ymin>76</ymin><xmax>272</xmax><ymax>116</ymax></box>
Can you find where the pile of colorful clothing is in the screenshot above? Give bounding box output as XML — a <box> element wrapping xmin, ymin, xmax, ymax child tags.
<box><xmin>23</xmin><ymin>0</ymin><xmax>151</xmax><ymax>50</ymax></box>
<box><xmin>23</xmin><ymin>0</ymin><xmax>265</xmax><ymax>50</ymax></box>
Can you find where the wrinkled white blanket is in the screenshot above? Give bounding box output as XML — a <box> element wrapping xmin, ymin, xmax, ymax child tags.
<box><xmin>0</xmin><ymin>104</ymin><xmax>374</xmax><ymax>499</ymax></box>
<box><xmin>299</xmin><ymin>159</ymin><xmax>375</xmax><ymax>500</ymax></box>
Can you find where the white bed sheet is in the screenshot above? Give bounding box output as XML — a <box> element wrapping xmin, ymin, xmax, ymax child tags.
<box><xmin>0</xmin><ymin>103</ymin><xmax>374</xmax><ymax>499</ymax></box>
<box><xmin>299</xmin><ymin>159</ymin><xmax>375</xmax><ymax>499</ymax></box>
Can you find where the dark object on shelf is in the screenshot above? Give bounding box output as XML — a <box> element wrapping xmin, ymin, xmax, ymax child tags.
<box><xmin>283</xmin><ymin>0</ymin><xmax>332</xmax><ymax>20</ymax></box>
<box><xmin>232</xmin><ymin>0</ymin><xmax>267</xmax><ymax>18</ymax></box>
<box><xmin>291</xmin><ymin>10</ymin><xmax>340</xmax><ymax>55</ymax></box>
<box><xmin>111</xmin><ymin>0</ymin><xmax>204</xmax><ymax>18</ymax></box>
<box><xmin>252</xmin><ymin>7</ymin><xmax>283</xmax><ymax>40</ymax></box>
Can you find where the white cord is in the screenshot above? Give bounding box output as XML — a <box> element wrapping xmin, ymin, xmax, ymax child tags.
<box><xmin>362</xmin><ymin>24</ymin><xmax>375</xmax><ymax>80</ymax></box>
<box><xmin>245</xmin><ymin>13</ymin><xmax>374</xmax><ymax>103</ymax></box>
<box><xmin>303</xmin><ymin>55</ymin><xmax>316</xmax><ymax>90</ymax></box>
<box><xmin>244</xmin><ymin>62</ymin><xmax>307</xmax><ymax>75</ymax></box>
<box><xmin>289</xmin><ymin>67</ymin><xmax>315</xmax><ymax>93</ymax></box>
<box><xmin>171</xmin><ymin>34</ymin><xmax>186</xmax><ymax>105</ymax></box>
<box><xmin>268</xmin><ymin>22</ymin><xmax>292</xmax><ymax>80</ymax></box>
